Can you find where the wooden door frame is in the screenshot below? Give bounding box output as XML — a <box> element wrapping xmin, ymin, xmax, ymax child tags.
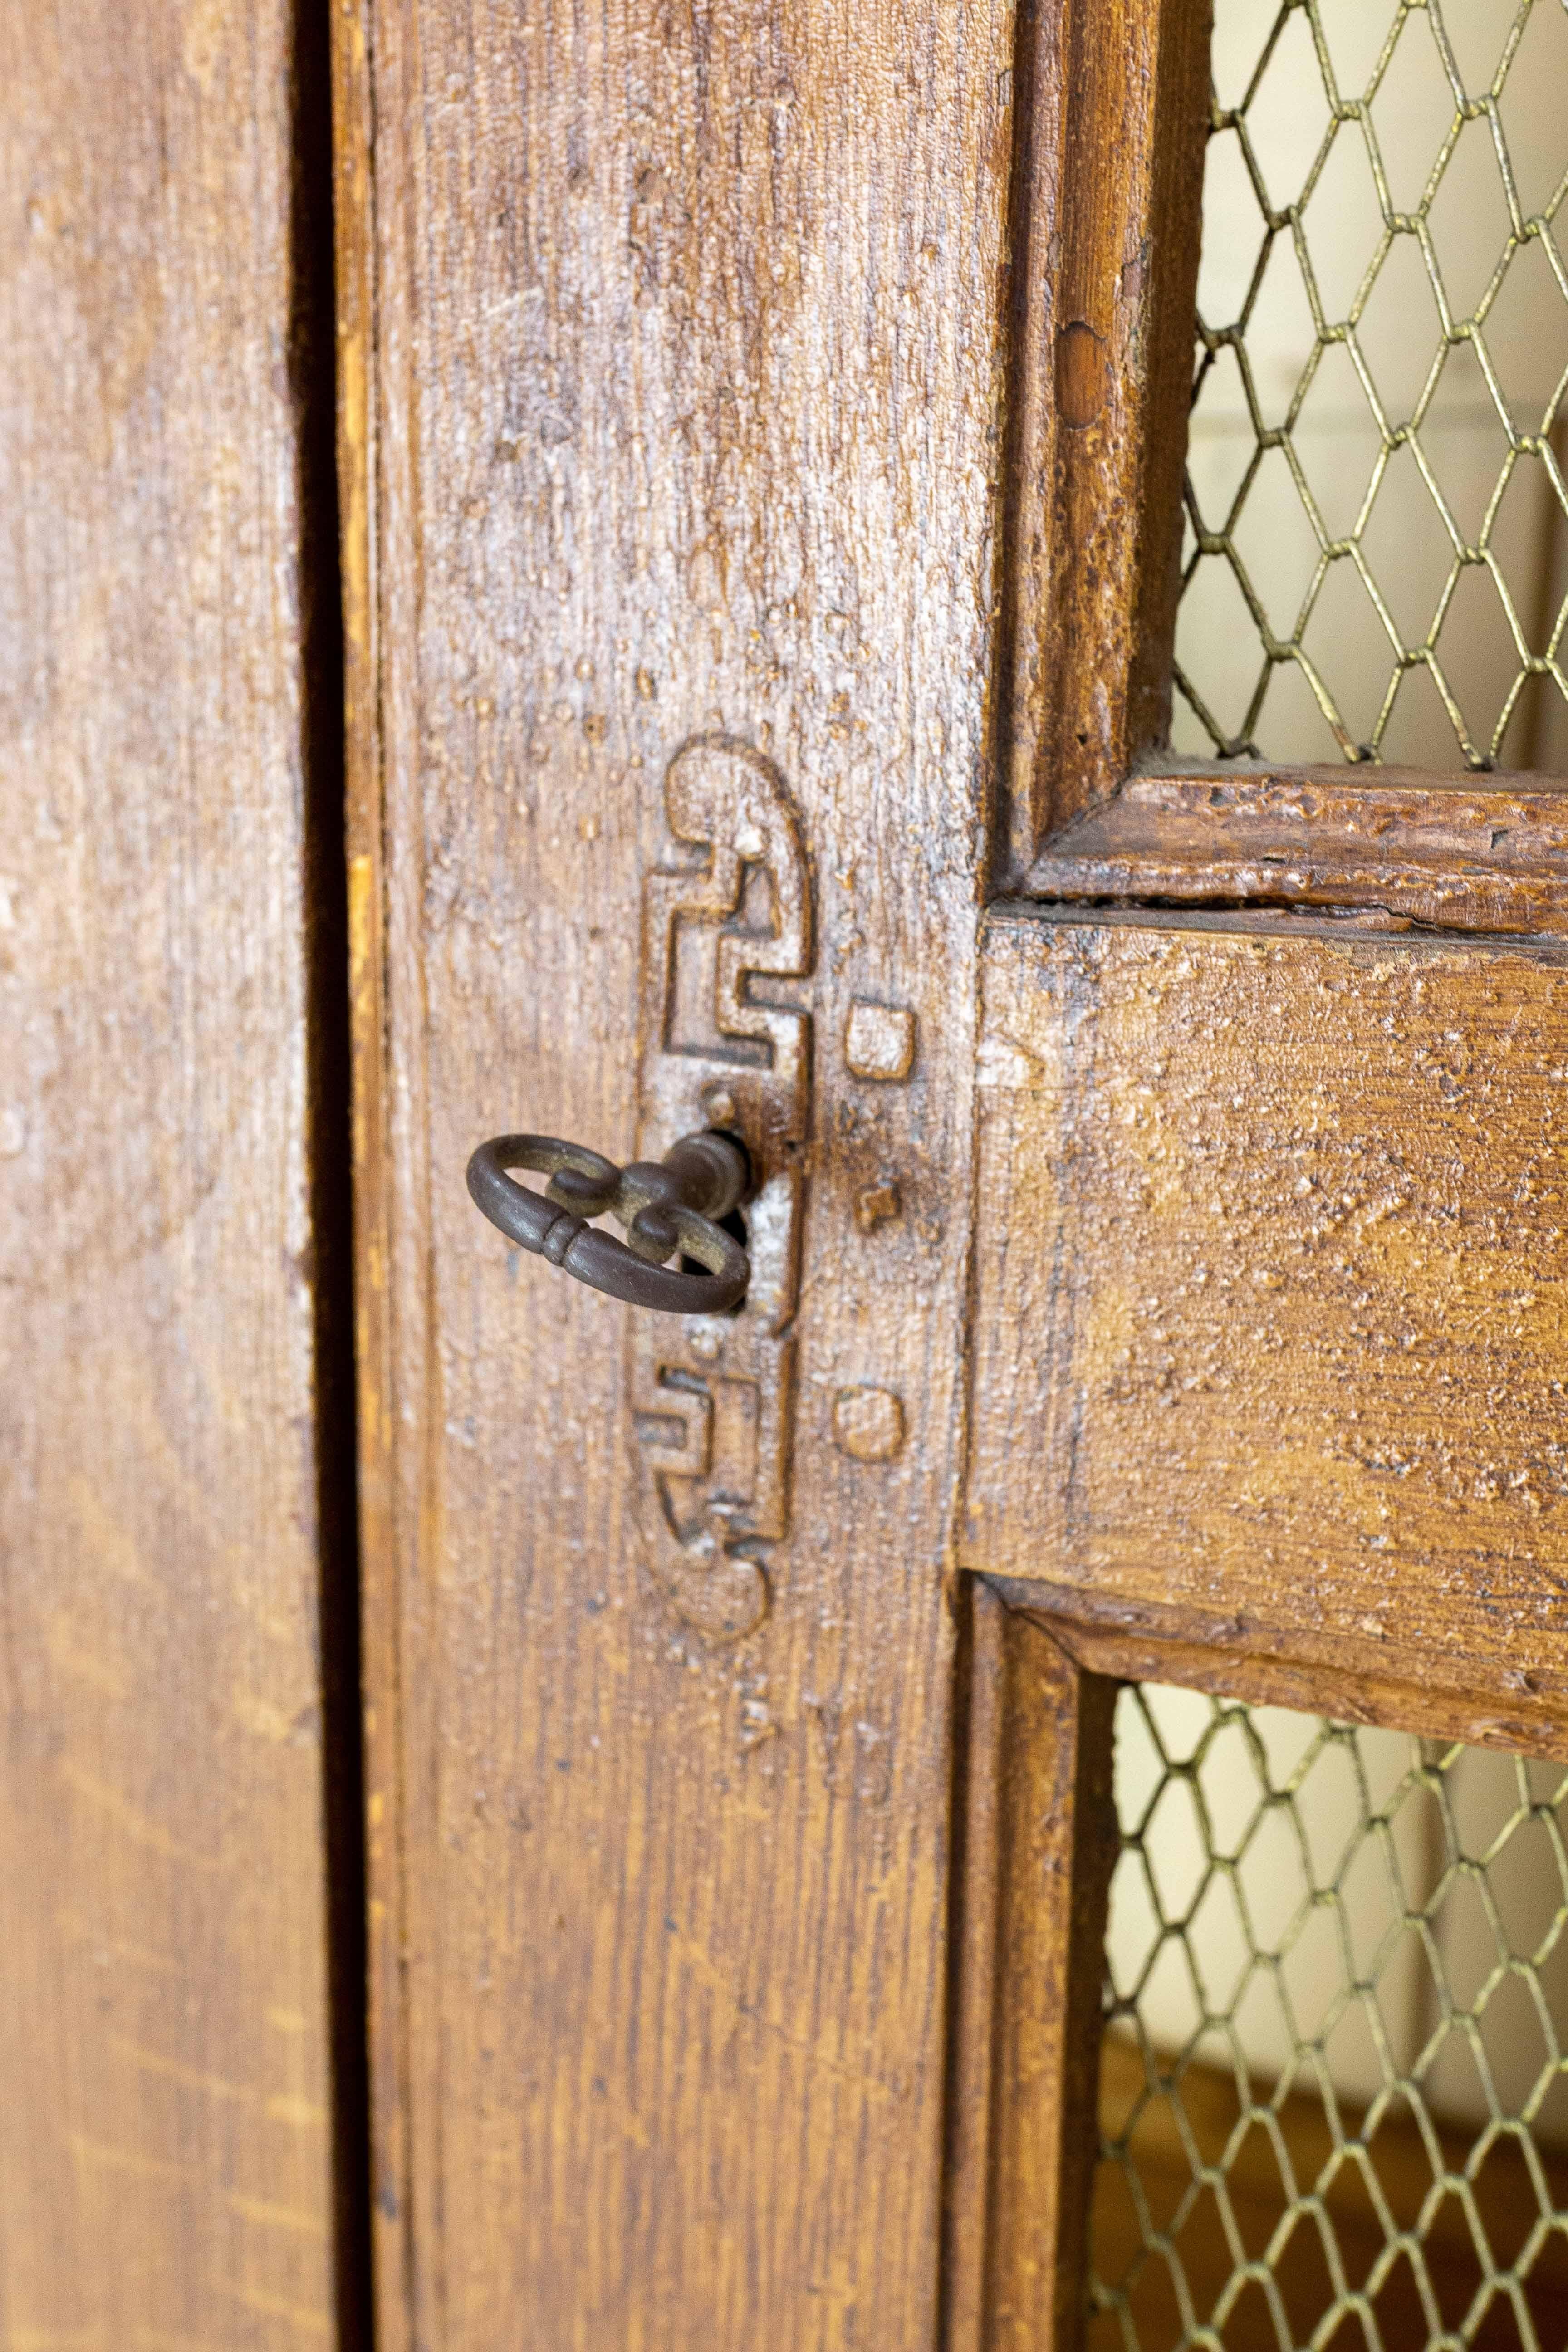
<box><xmin>990</xmin><ymin>0</ymin><xmax>1213</xmax><ymax>863</ymax></box>
<box><xmin>960</xmin><ymin>0</ymin><xmax>1568</xmax><ymax>2332</ymax></box>
<box><xmin>330</xmin><ymin>0</ymin><xmax>1568</xmax><ymax>2345</ymax></box>
<box><xmin>964</xmin><ymin>0</ymin><xmax>1568</xmax><ymax>1762</ymax></box>
<box><xmin>991</xmin><ymin>0</ymin><xmax>1568</xmax><ymax>931</ymax></box>
<box><xmin>944</xmin><ymin>1587</ymin><xmax>1121</xmax><ymax>2352</ymax></box>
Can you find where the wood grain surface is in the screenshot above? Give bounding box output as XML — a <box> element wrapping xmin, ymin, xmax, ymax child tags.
<box><xmin>993</xmin><ymin>0</ymin><xmax>1210</xmax><ymax>872</ymax></box>
<box><xmin>336</xmin><ymin>0</ymin><xmax>1021</xmax><ymax>2343</ymax></box>
<box><xmin>332</xmin><ymin>0</ymin><xmax>1568</xmax><ymax>2342</ymax></box>
<box><xmin>0</xmin><ymin>3</ymin><xmax>351</xmax><ymax>2342</ymax></box>
<box><xmin>1028</xmin><ymin>765</ymin><xmax>1568</xmax><ymax>934</ymax></box>
<box><xmin>1004</xmin><ymin>1593</ymin><xmax>1568</xmax><ymax>1762</ymax></box>
<box><xmin>963</xmin><ymin>910</ymin><xmax>1568</xmax><ymax>1754</ymax></box>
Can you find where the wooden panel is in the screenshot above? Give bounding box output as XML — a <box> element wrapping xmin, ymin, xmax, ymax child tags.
<box><xmin>337</xmin><ymin>0</ymin><xmax>1015</xmax><ymax>2342</ymax></box>
<box><xmin>962</xmin><ymin>910</ymin><xmax>1568</xmax><ymax>1746</ymax></box>
<box><xmin>0</xmin><ymin>4</ymin><xmax>349</xmax><ymax>2342</ymax></box>
<box><xmin>945</xmin><ymin>1585</ymin><xmax>1117</xmax><ymax>2352</ymax></box>
<box><xmin>1027</xmin><ymin>766</ymin><xmax>1568</xmax><ymax>934</ymax></box>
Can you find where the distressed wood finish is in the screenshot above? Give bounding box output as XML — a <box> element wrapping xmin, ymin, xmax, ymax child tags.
<box><xmin>994</xmin><ymin>0</ymin><xmax>1210</xmax><ymax>872</ymax></box>
<box><xmin>945</xmin><ymin>1586</ymin><xmax>1118</xmax><ymax>2352</ymax></box>
<box><xmin>1004</xmin><ymin>1591</ymin><xmax>1568</xmax><ymax>1761</ymax></box>
<box><xmin>1028</xmin><ymin>766</ymin><xmax>1568</xmax><ymax>933</ymax></box>
<box><xmin>963</xmin><ymin>910</ymin><xmax>1568</xmax><ymax>1750</ymax></box>
<box><xmin>0</xmin><ymin>2</ymin><xmax>348</xmax><ymax>2341</ymax></box>
<box><xmin>337</xmin><ymin>1</ymin><xmax>1017</xmax><ymax>2342</ymax></box>
<box><xmin>335</xmin><ymin>0</ymin><xmax>1568</xmax><ymax>2342</ymax></box>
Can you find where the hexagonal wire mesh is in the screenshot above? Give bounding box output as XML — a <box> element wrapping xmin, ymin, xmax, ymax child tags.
<box><xmin>1172</xmin><ymin>0</ymin><xmax>1568</xmax><ymax>770</ymax></box>
<box><xmin>1090</xmin><ymin>1685</ymin><xmax>1568</xmax><ymax>2352</ymax></box>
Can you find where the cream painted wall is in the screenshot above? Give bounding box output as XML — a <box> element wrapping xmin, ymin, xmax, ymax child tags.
<box><xmin>1175</xmin><ymin>0</ymin><xmax>1568</xmax><ymax>769</ymax></box>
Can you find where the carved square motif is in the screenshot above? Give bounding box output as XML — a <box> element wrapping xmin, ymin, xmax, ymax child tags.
<box><xmin>833</xmin><ymin>1387</ymin><xmax>906</xmax><ymax>1463</ymax></box>
<box><xmin>843</xmin><ymin>1000</ymin><xmax>916</xmax><ymax>1082</ymax></box>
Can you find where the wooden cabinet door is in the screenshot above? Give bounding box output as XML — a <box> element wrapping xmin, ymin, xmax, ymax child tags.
<box><xmin>0</xmin><ymin>2</ymin><xmax>362</xmax><ymax>2342</ymax></box>
<box><xmin>334</xmin><ymin>0</ymin><xmax>1568</xmax><ymax>2345</ymax></box>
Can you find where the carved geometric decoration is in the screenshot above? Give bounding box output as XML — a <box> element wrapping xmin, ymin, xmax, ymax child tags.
<box><xmin>832</xmin><ymin>1387</ymin><xmax>906</xmax><ymax>1464</ymax></box>
<box><xmin>843</xmin><ymin>999</ymin><xmax>916</xmax><ymax>1082</ymax></box>
<box><xmin>627</xmin><ymin>736</ymin><xmax>813</xmax><ymax>1640</ymax></box>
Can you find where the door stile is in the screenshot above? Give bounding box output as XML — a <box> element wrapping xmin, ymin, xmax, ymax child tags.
<box><xmin>944</xmin><ymin>1583</ymin><xmax>1121</xmax><ymax>2352</ymax></box>
<box><xmin>332</xmin><ymin>0</ymin><xmax>1027</xmax><ymax>2340</ymax></box>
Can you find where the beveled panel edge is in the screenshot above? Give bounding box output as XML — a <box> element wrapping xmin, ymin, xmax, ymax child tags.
<box><xmin>940</xmin><ymin>1586</ymin><xmax>1117</xmax><ymax>2352</ymax></box>
<box><xmin>1020</xmin><ymin>764</ymin><xmax>1568</xmax><ymax>935</ymax></box>
<box><xmin>977</xmin><ymin>1576</ymin><xmax>1568</xmax><ymax>1762</ymax></box>
<box><xmin>992</xmin><ymin>0</ymin><xmax>1211</xmax><ymax>870</ymax></box>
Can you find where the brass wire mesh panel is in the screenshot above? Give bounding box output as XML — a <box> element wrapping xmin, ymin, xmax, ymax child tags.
<box><xmin>1175</xmin><ymin>0</ymin><xmax>1568</xmax><ymax>769</ymax></box>
<box><xmin>1090</xmin><ymin>1686</ymin><xmax>1568</xmax><ymax>2352</ymax></box>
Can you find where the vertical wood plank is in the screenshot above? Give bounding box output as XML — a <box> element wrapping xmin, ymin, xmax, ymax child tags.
<box><xmin>942</xmin><ymin>1580</ymin><xmax>1011</xmax><ymax>2350</ymax></box>
<box><xmin>0</xmin><ymin>3</ymin><xmax>348</xmax><ymax>2340</ymax></box>
<box><xmin>338</xmin><ymin>0</ymin><xmax>1022</xmax><ymax>2341</ymax></box>
<box><xmin>945</xmin><ymin>1586</ymin><xmax>1119</xmax><ymax>2352</ymax></box>
<box><xmin>994</xmin><ymin>0</ymin><xmax>1210</xmax><ymax>869</ymax></box>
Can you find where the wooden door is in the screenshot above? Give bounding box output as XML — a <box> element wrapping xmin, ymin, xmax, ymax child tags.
<box><xmin>0</xmin><ymin>2</ymin><xmax>364</xmax><ymax>2344</ymax></box>
<box><xmin>334</xmin><ymin>0</ymin><xmax>1568</xmax><ymax>2345</ymax></box>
